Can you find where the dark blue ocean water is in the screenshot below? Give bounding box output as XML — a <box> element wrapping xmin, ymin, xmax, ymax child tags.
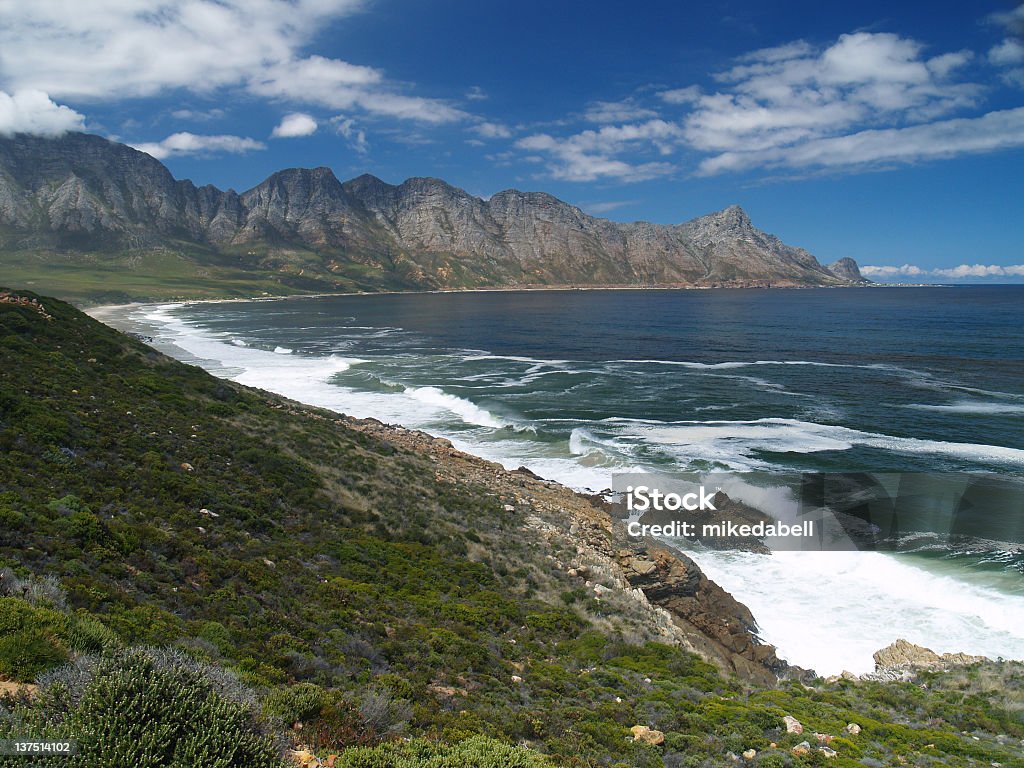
<box><xmin>170</xmin><ymin>286</ymin><xmax>1024</xmax><ymax>471</ymax></box>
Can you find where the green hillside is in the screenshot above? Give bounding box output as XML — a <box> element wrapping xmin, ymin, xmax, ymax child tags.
<box><xmin>0</xmin><ymin>290</ymin><xmax>1021</xmax><ymax>767</ymax></box>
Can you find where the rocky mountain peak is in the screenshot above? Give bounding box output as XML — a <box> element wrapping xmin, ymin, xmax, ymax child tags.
<box><xmin>0</xmin><ymin>132</ymin><xmax>866</xmax><ymax>290</ymax></box>
<box><xmin>709</xmin><ymin>204</ymin><xmax>752</xmax><ymax>230</ymax></box>
<box><xmin>828</xmin><ymin>257</ymin><xmax>867</xmax><ymax>282</ymax></box>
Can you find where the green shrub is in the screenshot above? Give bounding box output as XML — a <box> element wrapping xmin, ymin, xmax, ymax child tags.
<box><xmin>264</xmin><ymin>682</ymin><xmax>329</xmax><ymax>723</ymax></box>
<box><xmin>35</xmin><ymin>647</ymin><xmax>282</xmax><ymax>767</ymax></box>
<box><xmin>331</xmin><ymin>734</ymin><xmax>553</xmax><ymax>767</ymax></box>
<box><xmin>0</xmin><ymin>626</ymin><xmax>68</xmax><ymax>682</ymax></box>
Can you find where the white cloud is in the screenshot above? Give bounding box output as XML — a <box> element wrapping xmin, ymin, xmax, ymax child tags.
<box><xmin>465</xmin><ymin>86</ymin><xmax>488</xmax><ymax>101</ymax></box>
<box><xmin>131</xmin><ymin>131</ymin><xmax>265</xmax><ymax>159</ymax></box>
<box><xmin>271</xmin><ymin>112</ymin><xmax>318</xmax><ymax>138</ymax></box>
<box><xmin>860</xmin><ymin>264</ymin><xmax>924</xmax><ymax>277</ymax></box>
<box><xmin>932</xmin><ymin>263</ymin><xmax>1024</xmax><ymax>278</ymax></box>
<box><xmin>331</xmin><ymin>116</ymin><xmax>369</xmax><ymax>154</ymax></box>
<box><xmin>471</xmin><ymin>121</ymin><xmax>513</xmax><ymax>139</ymax></box>
<box><xmin>516</xmin><ymin>120</ymin><xmax>682</xmax><ymax>182</ymax></box>
<box><xmin>515</xmin><ymin>29</ymin><xmax>1008</xmax><ymax>182</ymax></box>
<box><xmin>658</xmin><ymin>86</ymin><xmax>702</xmax><ymax>105</ymax></box>
<box><xmin>695</xmin><ymin>107</ymin><xmax>1024</xmax><ymax>175</ymax></box>
<box><xmin>583</xmin><ymin>199</ymin><xmax>640</xmax><ymax>215</ymax></box>
<box><xmin>861</xmin><ymin>263</ymin><xmax>1024</xmax><ymax>279</ymax></box>
<box><xmin>170</xmin><ymin>107</ymin><xmax>226</xmax><ymax>121</ymax></box>
<box><xmin>0</xmin><ymin>1</ymin><xmax>466</xmax><ymax>125</ymax></box>
<box><xmin>989</xmin><ymin>38</ymin><xmax>1024</xmax><ymax>88</ymax></box>
<box><xmin>583</xmin><ymin>99</ymin><xmax>658</xmax><ymax>123</ymax></box>
<box><xmin>685</xmin><ymin>32</ymin><xmax>981</xmax><ymax>161</ymax></box>
<box><xmin>987</xmin><ymin>4</ymin><xmax>1024</xmax><ymax>35</ymax></box>
<box><xmin>0</xmin><ymin>89</ymin><xmax>85</xmax><ymax>136</ymax></box>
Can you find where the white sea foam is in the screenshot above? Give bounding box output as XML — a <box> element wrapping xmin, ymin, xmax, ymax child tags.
<box><xmin>274</xmin><ymin>346</ymin><xmax>293</xmax><ymax>354</ymax></box>
<box><xmin>614</xmin><ymin>359</ymin><xmax>862</xmax><ymax>370</ymax></box>
<box><xmin>672</xmin><ymin>545</ymin><xmax>1024</xmax><ymax>675</ymax></box>
<box><xmin>638</xmin><ymin>418</ymin><xmax>1024</xmax><ymax>468</ymax></box>
<box><xmin>906</xmin><ymin>401</ymin><xmax>1024</xmax><ymax>415</ymax></box>
<box><xmin>405</xmin><ymin>386</ymin><xmax>508</xmax><ymax>429</ymax></box>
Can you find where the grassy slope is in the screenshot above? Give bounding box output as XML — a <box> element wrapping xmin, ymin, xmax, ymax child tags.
<box><xmin>0</xmin><ymin>290</ymin><xmax>1022</xmax><ymax>767</ymax></box>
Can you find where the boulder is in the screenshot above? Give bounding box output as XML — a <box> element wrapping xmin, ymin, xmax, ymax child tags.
<box><xmin>846</xmin><ymin>723</ymin><xmax>861</xmax><ymax>736</ymax></box>
<box><xmin>873</xmin><ymin>639</ymin><xmax>988</xmax><ymax>671</ymax></box>
<box><xmin>791</xmin><ymin>741</ymin><xmax>811</xmax><ymax>756</ymax></box>
<box><xmin>783</xmin><ymin>715</ymin><xmax>803</xmax><ymax>734</ymax></box>
<box><xmin>630</xmin><ymin>725</ymin><xmax>665</xmax><ymax>746</ymax></box>
<box><xmin>742</xmin><ymin>748</ymin><xmax>757</xmax><ymax>759</ymax></box>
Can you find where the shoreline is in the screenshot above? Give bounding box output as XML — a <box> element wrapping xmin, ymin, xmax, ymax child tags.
<box><xmin>85</xmin><ymin>297</ymin><xmax>1024</xmax><ymax>676</ymax></box>
<box><xmin>79</xmin><ymin>279</ymin><xmax>966</xmax><ymax>315</ymax></box>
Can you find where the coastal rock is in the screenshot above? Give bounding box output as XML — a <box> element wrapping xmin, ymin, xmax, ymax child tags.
<box><xmin>873</xmin><ymin>639</ymin><xmax>989</xmax><ymax>671</ymax></box>
<box><xmin>846</xmin><ymin>723</ymin><xmax>861</xmax><ymax>735</ymax></box>
<box><xmin>630</xmin><ymin>725</ymin><xmax>665</xmax><ymax>745</ymax></box>
<box><xmin>791</xmin><ymin>741</ymin><xmax>811</xmax><ymax>756</ymax></box>
<box><xmin>742</xmin><ymin>748</ymin><xmax>757</xmax><ymax>759</ymax></box>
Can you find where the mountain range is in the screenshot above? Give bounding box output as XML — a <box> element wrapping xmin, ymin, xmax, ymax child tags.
<box><xmin>0</xmin><ymin>132</ymin><xmax>865</xmax><ymax>298</ymax></box>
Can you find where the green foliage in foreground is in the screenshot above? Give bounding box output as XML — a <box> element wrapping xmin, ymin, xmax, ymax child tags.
<box><xmin>331</xmin><ymin>735</ymin><xmax>554</xmax><ymax>767</ymax></box>
<box><xmin>0</xmin><ymin>647</ymin><xmax>282</xmax><ymax>768</ymax></box>
<box><xmin>1</xmin><ymin>291</ymin><xmax>1023</xmax><ymax>768</ymax></box>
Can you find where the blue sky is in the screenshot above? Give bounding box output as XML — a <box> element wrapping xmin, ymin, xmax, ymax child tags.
<box><xmin>0</xmin><ymin>1</ymin><xmax>1022</xmax><ymax>281</ymax></box>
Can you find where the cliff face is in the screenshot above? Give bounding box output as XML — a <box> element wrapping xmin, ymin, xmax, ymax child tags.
<box><xmin>0</xmin><ymin>132</ymin><xmax>865</xmax><ymax>289</ymax></box>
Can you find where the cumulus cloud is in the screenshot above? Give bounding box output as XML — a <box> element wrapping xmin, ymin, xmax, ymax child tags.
<box><xmin>987</xmin><ymin>5</ymin><xmax>1024</xmax><ymax>88</ymax></box>
<box><xmin>271</xmin><ymin>113</ymin><xmax>318</xmax><ymax>138</ymax></box>
<box><xmin>696</xmin><ymin>107</ymin><xmax>1024</xmax><ymax>175</ymax></box>
<box><xmin>0</xmin><ymin>1</ymin><xmax>466</xmax><ymax>124</ymax></box>
<box><xmin>516</xmin><ymin>120</ymin><xmax>682</xmax><ymax>182</ymax></box>
<box><xmin>131</xmin><ymin>132</ymin><xmax>266</xmax><ymax>160</ymax></box>
<box><xmin>331</xmin><ymin>116</ymin><xmax>369</xmax><ymax>154</ymax></box>
<box><xmin>471</xmin><ymin>121</ymin><xmax>513</xmax><ymax>139</ymax></box>
<box><xmin>862</xmin><ymin>263</ymin><xmax>1024</xmax><ymax>279</ymax></box>
<box><xmin>931</xmin><ymin>263</ymin><xmax>1024</xmax><ymax>278</ymax></box>
<box><xmin>685</xmin><ymin>32</ymin><xmax>979</xmax><ymax>160</ymax></box>
<box><xmin>860</xmin><ymin>264</ymin><xmax>925</xmax><ymax>277</ymax></box>
<box><xmin>515</xmin><ymin>28</ymin><xmax>1017</xmax><ymax>181</ymax></box>
<box><xmin>582</xmin><ymin>99</ymin><xmax>658</xmax><ymax>123</ymax></box>
<box><xmin>658</xmin><ymin>86</ymin><xmax>702</xmax><ymax>105</ymax></box>
<box><xmin>0</xmin><ymin>89</ymin><xmax>85</xmax><ymax>136</ymax></box>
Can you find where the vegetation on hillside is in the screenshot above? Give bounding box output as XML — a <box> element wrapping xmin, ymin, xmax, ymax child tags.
<box><xmin>1</xmin><ymin>290</ymin><xmax>1022</xmax><ymax>767</ymax></box>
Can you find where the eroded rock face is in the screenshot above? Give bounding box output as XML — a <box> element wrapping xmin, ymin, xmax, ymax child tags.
<box><xmin>342</xmin><ymin>416</ymin><xmax>796</xmax><ymax>685</ymax></box>
<box><xmin>872</xmin><ymin>639</ymin><xmax>989</xmax><ymax>671</ymax></box>
<box><xmin>0</xmin><ymin>133</ymin><xmax>867</xmax><ymax>289</ymax></box>
<box><xmin>827</xmin><ymin>257</ymin><xmax>866</xmax><ymax>283</ymax></box>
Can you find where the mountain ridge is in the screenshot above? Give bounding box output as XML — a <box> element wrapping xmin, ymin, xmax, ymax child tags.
<box><xmin>0</xmin><ymin>132</ymin><xmax>868</xmax><ymax>299</ymax></box>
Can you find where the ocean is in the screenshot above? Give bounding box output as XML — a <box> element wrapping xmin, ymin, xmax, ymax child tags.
<box><xmin>105</xmin><ymin>286</ymin><xmax>1024</xmax><ymax>675</ymax></box>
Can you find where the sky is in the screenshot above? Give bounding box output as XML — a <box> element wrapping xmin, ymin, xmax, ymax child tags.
<box><xmin>0</xmin><ymin>0</ymin><xmax>1022</xmax><ymax>282</ymax></box>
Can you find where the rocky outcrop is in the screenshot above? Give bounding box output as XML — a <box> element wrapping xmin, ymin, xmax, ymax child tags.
<box><xmin>827</xmin><ymin>257</ymin><xmax>866</xmax><ymax>283</ymax></box>
<box><xmin>0</xmin><ymin>132</ymin><xmax>865</xmax><ymax>290</ymax></box>
<box><xmin>873</xmin><ymin>639</ymin><xmax>989</xmax><ymax>672</ymax></box>
<box><xmin>338</xmin><ymin>416</ymin><xmax>794</xmax><ymax>685</ymax></box>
